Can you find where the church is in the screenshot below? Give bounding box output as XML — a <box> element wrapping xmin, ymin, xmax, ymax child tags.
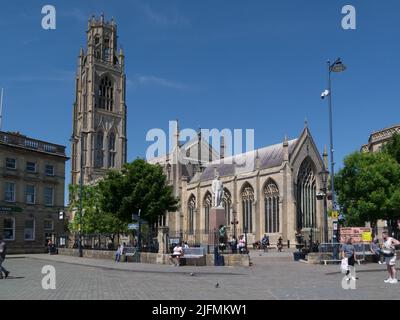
<box><xmin>71</xmin><ymin>16</ymin><xmax>327</xmax><ymax>247</ymax></box>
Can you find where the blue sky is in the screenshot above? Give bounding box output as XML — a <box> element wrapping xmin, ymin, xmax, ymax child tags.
<box><xmin>0</xmin><ymin>0</ymin><xmax>399</xmax><ymax>195</ymax></box>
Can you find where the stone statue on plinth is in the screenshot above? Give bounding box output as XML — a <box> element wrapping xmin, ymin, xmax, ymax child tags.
<box><xmin>212</xmin><ymin>174</ymin><xmax>224</xmax><ymax>208</ymax></box>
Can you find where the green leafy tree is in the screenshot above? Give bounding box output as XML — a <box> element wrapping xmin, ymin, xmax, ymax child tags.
<box><xmin>98</xmin><ymin>159</ymin><xmax>179</xmax><ymax>225</ymax></box>
<box><xmin>383</xmin><ymin>132</ymin><xmax>400</xmax><ymax>164</ymax></box>
<box><xmin>335</xmin><ymin>151</ymin><xmax>400</xmax><ymax>226</ymax></box>
<box><xmin>68</xmin><ymin>184</ymin><xmax>126</xmax><ymax>235</ymax></box>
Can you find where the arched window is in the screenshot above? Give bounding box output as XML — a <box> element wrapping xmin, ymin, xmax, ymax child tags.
<box><xmin>222</xmin><ymin>188</ymin><xmax>232</xmax><ymax>226</ymax></box>
<box><xmin>204</xmin><ymin>192</ymin><xmax>212</xmax><ymax>233</ymax></box>
<box><xmin>95</xmin><ymin>131</ymin><xmax>104</xmax><ymax>168</ymax></box>
<box><xmin>264</xmin><ymin>179</ymin><xmax>280</xmax><ymax>233</ymax></box>
<box><xmin>108</xmin><ymin>132</ymin><xmax>116</xmax><ymax>168</ymax></box>
<box><xmin>98</xmin><ymin>76</ymin><xmax>113</xmax><ymax>111</ymax></box>
<box><xmin>296</xmin><ymin>158</ymin><xmax>317</xmax><ymax>229</ymax></box>
<box><xmin>241</xmin><ymin>183</ymin><xmax>254</xmax><ymax>233</ymax></box>
<box><xmin>188</xmin><ymin>195</ymin><xmax>196</xmax><ymax>235</ymax></box>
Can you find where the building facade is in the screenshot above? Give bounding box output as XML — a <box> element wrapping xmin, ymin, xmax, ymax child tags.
<box><xmin>0</xmin><ymin>131</ymin><xmax>68</xmax><ymax>253</ymax></box>
<box><xmin>361</xmin><ymin>124</ymin><xmax>400</xmax><ymax>153</ymax></box>
<box><xmin>71</xmin><ymin>15</ymin><xmax>127</xmax><ymax>186</ymax></box>
<box><xmin>150</xmin><ymin>123</ymin><xmax>327</xmax><ymax>246</ymax></box>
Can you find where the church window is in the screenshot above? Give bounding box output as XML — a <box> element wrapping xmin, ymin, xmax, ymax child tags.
<box><xmin>188</xmin><ymin>195</ymin><xmax>196</xmax><ymax>235</ymax></box>
<box><xmin>98</xmin><ymin>76</ymin><xmax>114</xmax><ymax>111</ymax></box>
<box><xmin>95</xmin><ymin>131</ymin><xmax>104</xmax><ymax>168</ymax></box>
<box><xmin>241</xmin><ymin>183</ymin><xmax>254</xmax><ymax>233</ymax></box>
<box><xmin>204</xmin><ymin>192</ymin><xmax>212</xmax><ymax>233</ymax></box>
<box><xmin>222</xmin><ymin>188</ymin><xmax>232</xmax><ymax>226</ymax></box>
<box><xmin>264</xmin><ymin>179</ymin><xmax>279</xmax><ymax>233</ymax></box>
<box><xmin>296</xmin><ymin>158</ymin><xmax>317</xmax><ymax>230</ymax></box>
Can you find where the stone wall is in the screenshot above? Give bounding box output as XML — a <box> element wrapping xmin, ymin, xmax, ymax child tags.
<box><xmin>58</xmin><ymin>248</ymin><xmax>250</xmax><ymax>267</ymax></box>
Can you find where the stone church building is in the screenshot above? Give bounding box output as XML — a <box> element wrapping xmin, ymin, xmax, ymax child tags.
<box><xmin>149</xmin><ymin>123</ymin><xmax>328</xmax><ymax>246</ymax></box>
<box><xmin>70</xmin><ymin>16</ymin><xmax>328</xmax><ymax>247</ymax></box>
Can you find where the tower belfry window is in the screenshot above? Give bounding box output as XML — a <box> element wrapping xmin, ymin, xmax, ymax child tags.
<box><xmin>97</xmin><ymin>76</ymin><xmax>114</xmax><ymax>111</ymax></box>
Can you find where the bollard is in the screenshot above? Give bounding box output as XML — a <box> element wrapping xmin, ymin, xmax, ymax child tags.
<box><xmin>287</xmin><ymin>240</ymin><xmax>290</xmax><ymax>248</ymax></box>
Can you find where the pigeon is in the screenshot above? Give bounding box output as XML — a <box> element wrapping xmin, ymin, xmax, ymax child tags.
<box><xmin>215</xmin><ymin>283</ymin><xmax>219</xmax><ymax>288</ymax></box>
<box><xmin>190</xmin><ymin>272</ymin><xmax>195</xmax><ymax>276</ymax></box>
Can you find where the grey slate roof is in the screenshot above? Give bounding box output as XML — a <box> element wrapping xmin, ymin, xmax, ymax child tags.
<box><xmin>191</xmin><ymin>139</ymin><xmax>298</xmax><ymax>183</ymax></box>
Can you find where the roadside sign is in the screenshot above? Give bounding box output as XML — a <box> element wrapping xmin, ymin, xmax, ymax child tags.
<box><xmin>128</xmin><ymin>223</ymin><xmax>139</xmax><ymax>230</ymax></box>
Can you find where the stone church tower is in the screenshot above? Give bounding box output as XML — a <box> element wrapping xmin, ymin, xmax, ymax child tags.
<box><xmin>71</xmin><ymin>15</ymin><xmax>127</xmax><ymax>185</ymax></box>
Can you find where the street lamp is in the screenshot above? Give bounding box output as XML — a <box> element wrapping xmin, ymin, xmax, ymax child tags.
<box><xmin>319</xmin><ymin>166</ymin><xmax>330</xmax><ymax>243</ymax></box>
<box><xmin>323</xmin><ymin>58</ymin><xmax>347</xmax><ymax>216</ymax></box>
<box><xmin>78</xmin><ymin>131</ymin><xmax>84</xmax><ymax>258</ymax></box>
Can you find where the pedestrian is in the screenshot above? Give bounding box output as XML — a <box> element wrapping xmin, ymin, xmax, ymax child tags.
<box><xmin>277</xmin><ymin>237</ymin><xmax>283</xmax><ymax>252</ymax></box>
<box><xmin>0</xmin><ymin>235</ymin><xmax>10</xmax><ymax>279</ymax></box>
<box><xmin>382</xmin><ymin>231</ymin><xmax>400</xmax><ymax>284</ymax></box>
<box><xmin>169</xmin><ymin>242</ymin><xmax>184</xmax><ymax>266</ymax></box>
<box><xmin>230</xmin><ymin>236</ymin><xmax>238</xmax><ymax>254</ymax></box>
<box><xmin>261</xmin><ymin>234</ymin><xmax>269</xmax><ymax>252</ymax></box>
<box><xmin>238</xmin><ymin>235</ymin><xmax>246</xmax><ymax>254</ymax></box>
<box><xmin>340</xmin><ymin>237</ymin><xmax>356</xmax><ymax>282</ymax></box>
<box><xmin>370</xmin><ymin>238</ymin><xmax>383</xmax><ymax>264</ymax></box>
<box><xmin>115</xmin><ymin>244</ymin><xmax>122</xmax><ymax>263</ymax></box>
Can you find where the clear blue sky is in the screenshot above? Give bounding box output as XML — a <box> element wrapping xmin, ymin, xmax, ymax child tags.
<box><xmin>1</xmin><ymin>0</ymin><xmax>399</xmax><ymax>199</ymax></box>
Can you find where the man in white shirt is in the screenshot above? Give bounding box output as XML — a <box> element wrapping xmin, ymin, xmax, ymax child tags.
<box><xmin>382</xmin><ymin>231</ymin><xmax>400</xmax><ymax>284</ymax></box>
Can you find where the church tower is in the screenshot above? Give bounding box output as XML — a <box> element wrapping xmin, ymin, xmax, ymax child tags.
<box><xmin>71</xmin><ymin>15</ymin><xmax>127</xmax><ymax>185</ymax></box>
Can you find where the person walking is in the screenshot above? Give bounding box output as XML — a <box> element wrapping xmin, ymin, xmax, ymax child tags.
<box><xmin>341</xmin><ymin>237</ymin><xmax>356</xmax><ymax>282</ymax></box>
<box><xmin>382</xmin><ymin>231</ymin><xmax>400</xmax><ymax>284</ymax></box>
<box><xmin>0</xmin><ymin>235</ymin><xmax>10</xmax><ymax>279</ymax></box>
<box><xmin>115</xmin><ymin>244</ymin><xmax>122</xmax><ymax>263</ymax></box>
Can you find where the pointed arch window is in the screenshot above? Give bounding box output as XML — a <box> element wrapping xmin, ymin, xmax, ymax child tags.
<box><xmin>95</xmin><ymin>131</ymin><xmax>104</xmax><ymax>168</ymax></box>
<box><xmin>108</xmin><ymin>132</ymin><xmax>116</xmax><ymax>168</ymax></box>
<box><xmin>241</xmin><ymin>184</ymin><xmax>254</xmax><ymax>233</ymax></box>
<box><xmin>188</xmin><ymin>195</ymin><xmax>196</xmax><ymax>235</ymax></box>
<box><xmin>222</xmin><ymin>188</ymin><xmax>232</xmax><ymax>226</ymax></box>
<box><xmin>204</xmin><ymin>192</ymin><xmax>212</xmax><ymax>233</ymax></box>
<box><xmin>264</xmin><ymin>180</ymin><xmax>280</xmax><ymax>233</ymax></box>
<box><xmin>97</xmin><ymin>76</ymin><xmax>114</xmax><ymax>111</ymax></box>
<box><xmin>296</xmin><ymin>158</ymin><xmax>317</xmax><ymax>230</ymax></box>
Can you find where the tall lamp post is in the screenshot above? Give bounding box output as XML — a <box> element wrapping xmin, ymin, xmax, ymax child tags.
<box><xmin>319</xmin><ymin>166</ymin><xmax>330</xmax><ymax>243</ymax></box>
<box><xmin>323</xmin><ymin>58</ymin><xmax>347</xmax><ymax>214</ymax></box>
<box><xmin>78</xmin><ymin>131</ymin><xmax>84</xmax><ymax>258</ymax></box>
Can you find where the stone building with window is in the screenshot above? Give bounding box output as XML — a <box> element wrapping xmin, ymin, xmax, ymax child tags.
<box><xmin>149</xmin><ymin>123</ymin><xmax>328</xmax><ymax>246</ymax></box>
<box><xmin>0</xmin><ymin>131</ymin><xmax>68</xmax><ymax>253</ymax></box>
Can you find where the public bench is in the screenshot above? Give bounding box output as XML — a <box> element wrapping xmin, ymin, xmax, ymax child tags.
<box><xmin>180</xmin><ymin>247</ymin><xmax>206</xmax><ymax>266</ymax></box>
<box><xmin>122</xmin><ymin>247</ymin><xmax>137</xmax><ymax>262</ymax></box>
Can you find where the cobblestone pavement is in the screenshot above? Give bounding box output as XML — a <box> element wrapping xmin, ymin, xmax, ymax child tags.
<box><xmin>0</xmin><ymin>252</ymin><xmax>399</xmax><ymax>300</ymax></box>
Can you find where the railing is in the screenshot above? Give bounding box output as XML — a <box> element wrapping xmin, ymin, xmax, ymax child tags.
<box><xmin>318</xmin><ymin>242</ymin><xmax>370</xmax><ymax>265</ymax></box>
<box><xmin>0</xmin><ymin>132</ymin><xmax>66</xmax><ymax>156</ymax></box>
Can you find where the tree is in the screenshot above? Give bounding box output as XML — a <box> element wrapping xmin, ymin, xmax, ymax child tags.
<box><xmin>335</xmin><ymin>151</ymin><xmax>400</xmax><ymax>227</ymax></box>
<box><xmin>68</xmin><ymin>184</ymin><xmax>126</xmax><ymax>235</ymax></box>
<box><xmin>383</xmin><ymin>132</ymin><xmax>400</xmax><ymax>164</ymax></box>
<box><xmin>98</xmin><ymin>159</ymin><xmax>179</xmax><ymax>225</ymax></box>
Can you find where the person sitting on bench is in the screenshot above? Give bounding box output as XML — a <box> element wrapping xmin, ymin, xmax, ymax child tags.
<box><xmin>169</xmin><ymin>242</ymin><xmax>184</xmax><ymax>266</ymax></box>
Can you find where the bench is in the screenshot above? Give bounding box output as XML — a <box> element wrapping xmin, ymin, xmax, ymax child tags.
<box><xmin>122</xmin><ymin>247</ymin><xmax>137</xmax><ymax>262</ymax></box>
<box><xmin>180</xmin><ymin>247</ymin><xmax>206</xmax><ymax>266</ymax></box>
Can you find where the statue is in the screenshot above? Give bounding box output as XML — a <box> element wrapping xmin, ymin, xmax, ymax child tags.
<box><xmin>212</xmin><ymin>174</ymin><xmax>224</xmax><ymax>208</ymax></box>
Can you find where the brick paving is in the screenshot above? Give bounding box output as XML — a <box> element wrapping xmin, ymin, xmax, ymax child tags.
<box><xmin>0</xmin><ymin>252</ymin><xmax>399</xmax><ymax>300</ymax></box>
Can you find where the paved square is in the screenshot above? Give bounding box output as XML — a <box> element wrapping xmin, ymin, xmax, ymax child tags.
<box><xmin>0</xmin><ymin>252</ymin><xmax>399</xmax><ymax>300</ymax></box>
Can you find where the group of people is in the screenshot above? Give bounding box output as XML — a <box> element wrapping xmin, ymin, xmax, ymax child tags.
<box><xmin>341</xmin><ymin>231</ymin><xmax>399</xmax><ymax>284</ymax></box>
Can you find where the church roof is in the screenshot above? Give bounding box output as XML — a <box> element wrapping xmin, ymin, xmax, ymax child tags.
<box><xmin>191</xmin><ymin>138</ymin><xmax>298</xmax><ymax>183</ymax></box>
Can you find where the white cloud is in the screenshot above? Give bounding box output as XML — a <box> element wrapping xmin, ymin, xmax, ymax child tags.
<box><xmin>128</xmin><ymin>75</ymin><xmax>195</xmax><ymax>91</ymax></box>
